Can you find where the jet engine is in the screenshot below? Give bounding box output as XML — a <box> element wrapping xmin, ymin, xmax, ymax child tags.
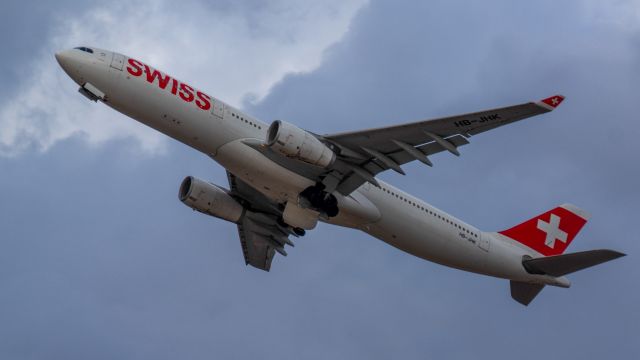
<box><xmin>179</xmin><ymin>176</ymin><xmax>244</xmax><ymax>223</ymax></box>
<box><xmin>266</xmin><ymin>120</ymin><xmax>336</xmax><ymax>168</ymax></box>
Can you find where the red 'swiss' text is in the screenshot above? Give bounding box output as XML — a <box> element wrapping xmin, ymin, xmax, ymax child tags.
<box><xmin>126</xmin><ymin>58</ymin><xmax>212</xmax><ymax>111</ymax></box>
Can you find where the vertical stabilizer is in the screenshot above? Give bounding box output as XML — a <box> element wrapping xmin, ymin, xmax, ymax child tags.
<box><xmin>499</xmin><ymin>204</ymin><xmax>589</xmax><ymax>256</ymax></box>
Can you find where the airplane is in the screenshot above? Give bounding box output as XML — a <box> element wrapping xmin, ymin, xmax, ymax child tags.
<box><xmin>55</xmin><ymin>46</ymin><xmax>625</xmax><ymax>306</ymax></box>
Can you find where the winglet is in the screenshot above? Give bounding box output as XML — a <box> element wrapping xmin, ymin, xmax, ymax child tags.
<box><xmin>537</xmin><ymin>95</ymin><xmax>565</xmax><ymax>110</ymax></box>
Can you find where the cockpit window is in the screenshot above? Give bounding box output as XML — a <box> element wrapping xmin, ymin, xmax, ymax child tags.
<box><xmin>74</xmin><ymin>47</ymin><xmax>94</xmax><ymax>54</ymax></box>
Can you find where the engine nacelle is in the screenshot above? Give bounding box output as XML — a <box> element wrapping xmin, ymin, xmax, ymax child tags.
<box><xmin>266</xmin><ymin>120</ymin><xmax>336</xmax><ymax>168</ymax></box>
<box><xmin>179</xmin><ymin>176</ymin><xmax>244</xmax><ymax>223</ymax></box>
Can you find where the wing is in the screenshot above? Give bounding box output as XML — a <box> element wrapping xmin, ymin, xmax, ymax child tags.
<box><xmin>323</xmin><ymin>95</ymin><xmax>565</xmax><ymax>194</ymax></box>
<box><xmin>241</xmin><ymin>95</ymin><xmax>564</xmax><ymax>197</ymax></box>
<box><xmin>227</xmin><ymin>172</ymin><xmax>296</xmax><ymax>271</ymax></box>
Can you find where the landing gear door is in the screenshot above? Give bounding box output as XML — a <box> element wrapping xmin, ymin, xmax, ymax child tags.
<box><xmin>110</xmin><ymin>52</ymin><xmax>125</xmax><ymax>71</ymax></box>
<box><xmin>212</xmin><ymin>98</ymin><xmax>224</xmax><ymax>119</ymax></box>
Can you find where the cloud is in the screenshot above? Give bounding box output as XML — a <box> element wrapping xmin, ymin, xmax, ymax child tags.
<box><xmin>0</xmin><ymin>0</ymin><xmax>368</xmax><ymax>157</ymax></box>
<box><xmin>583</xmin><ymin>0</ymin><xmax>640</xmax><ymax>31</ymax></box>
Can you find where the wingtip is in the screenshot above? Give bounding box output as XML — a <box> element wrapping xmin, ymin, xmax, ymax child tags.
<box><xmin>538</xmin><ymin>95</ymin><xmax>565</xmax><ymax>110</ymax></box>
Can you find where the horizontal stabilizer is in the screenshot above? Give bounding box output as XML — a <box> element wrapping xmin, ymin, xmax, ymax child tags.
<box><xmin>523</xmin><ymin>249</ymin><xmax>626</xmax><ymax>277</ymax></box>
<box><xmin>510</xmin><ymin>281</ymin><xmax>545</xmax><ymax>306</ymax></box>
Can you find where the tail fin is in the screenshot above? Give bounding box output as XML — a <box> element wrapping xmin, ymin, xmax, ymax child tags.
<box><xmin>499</xmin><ymin>204</ymin><xmax>590</xmax><ymax>256</ymax></box>
<box><xmin>502</xmin><ymin>205</ymin><xmax>626</xmax><ymax>306</ymax></box>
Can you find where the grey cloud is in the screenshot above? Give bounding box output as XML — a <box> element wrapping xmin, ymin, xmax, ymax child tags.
<box><xmin>0</xmin><ymin>1</ymin><xmax>101</xmax><ymax>96</ymax></box>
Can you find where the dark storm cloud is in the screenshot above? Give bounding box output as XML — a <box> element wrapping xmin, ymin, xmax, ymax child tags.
<box><xmin>1</xmin><ymin>1</ymin><xmax>638</xmax><ymax>359</ymax></box>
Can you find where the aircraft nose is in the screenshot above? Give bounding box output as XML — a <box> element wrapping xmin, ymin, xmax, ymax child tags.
<box><xmin>54</xmin><ymin>51</ymin><xmax>64</xmax><ymax>64</ymax></box>
<box><xmin>55</xmin><ymin>49</ymin><xmax>84</xmax><ymax>85</ymax></box>
<box><xmin>55</xmin><ymin>49</ymin><xmax>74</xmax><ymax>70</ymax></box>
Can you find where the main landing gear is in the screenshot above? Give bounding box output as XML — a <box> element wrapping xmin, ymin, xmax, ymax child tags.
<box><xmin>299</xmin><ymin>183</ymin><xmax>339</xmax><ymax>218</ymax></box>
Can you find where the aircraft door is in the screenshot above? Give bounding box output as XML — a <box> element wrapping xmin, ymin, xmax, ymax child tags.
<box><xmin>110</xmin><ymin>53</ymin><xmax>125</xmax><ymax>71</ymax></box>
<box><xmin>212</xmin><ymin>99</ymin><xmax>224</xmax><ymax>119</ymax></box>
<box><xmin>478</xmin><ymin>233</ymin><xmax>490</xmax><ymax>252</ymax></box>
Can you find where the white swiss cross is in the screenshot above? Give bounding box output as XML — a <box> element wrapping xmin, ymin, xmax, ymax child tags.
<box><xmin>551</xmin><ymin>97</ymin><xmax>559</xmax><ymax>105</ymax></box>
<box><xmin>537</xmin><ymin>214</ymin><xmax>568</xmax><ymax>248</ymax></box>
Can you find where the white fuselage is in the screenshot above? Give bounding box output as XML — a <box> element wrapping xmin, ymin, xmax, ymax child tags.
<box><xmin>55</xmin><ymin>48</ymin><xmax>566</xmax><ymax>286</ymax></box>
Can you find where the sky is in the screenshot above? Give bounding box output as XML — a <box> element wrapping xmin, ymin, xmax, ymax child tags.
<box><xmin>1</xmin><ymin>1</ymin><xmax>639</xmax><ymax>359</ymax></box>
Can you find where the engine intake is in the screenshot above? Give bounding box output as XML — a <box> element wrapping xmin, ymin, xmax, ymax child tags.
<box><xmin>266</xmin><ymin>120</ymin><xmax>336</xmax><ymax>168</ymax></box>
<box><xmin>179</xmin><ymin>176</ymin><xmax>244</xmax><ymax>223</ymax></box>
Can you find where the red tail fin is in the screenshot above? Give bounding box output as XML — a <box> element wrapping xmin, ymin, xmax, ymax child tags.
<box><xmin>499</xmin><ymin>204</ymin><xmax>590</xmax><ymax>256</ymax></box>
